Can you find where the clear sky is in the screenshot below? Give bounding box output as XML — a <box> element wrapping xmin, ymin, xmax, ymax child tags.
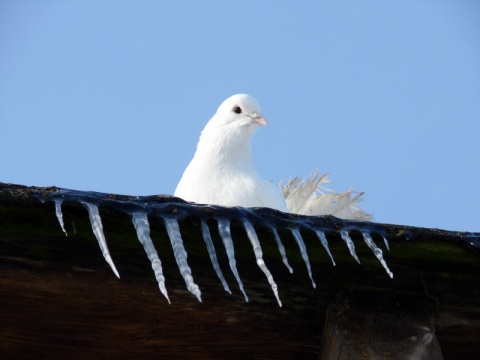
<box><xmin>1</xmin><ymin>1</ymin><xmax>479</xmax><ymax>232</ymax></box>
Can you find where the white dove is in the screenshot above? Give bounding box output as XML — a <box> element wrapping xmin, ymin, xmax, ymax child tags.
<box><xmin>174</xmin><ymin>94</ymin><xmax>371</xmax><ymax>220</ymax></box>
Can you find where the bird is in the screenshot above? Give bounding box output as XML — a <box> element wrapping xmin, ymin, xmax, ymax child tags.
<box><xmin>174</xmin><ymin>94</ymin><xmax>371</xmax><ymax>221</ymax></box>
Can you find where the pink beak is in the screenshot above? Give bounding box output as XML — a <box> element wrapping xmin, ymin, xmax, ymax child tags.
<box><xmin>252</xmin><ymin>113</ymin><xmax>268</xmax><ymax>126</ymax></box>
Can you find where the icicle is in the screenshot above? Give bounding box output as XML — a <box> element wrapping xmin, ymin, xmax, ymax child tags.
<box><xmin>243</xmin><ymin>221</ymin><xmax>282</xmax><ymax>307</ymax></box>
<box><xmin>71</xmin><ymin>220</ymin><xmax>77</xmax><ymax>234</ymax></box>
<box><xmin>270</xmin><ymin>226</ymin><xmax>293</xmax><ymax>273</ymax></box>
<box><xmin>200</xmin><ymin>220</ymin><xmax>231</xmax><ymax>294</ymax></box>
<box><xmin>315</xmin><ymin>230</ymin><xmax>336</xmax><ymax>266</ymax></box>
<box><xmin>82</xmin><ymin>202</ymin><xmax>120</xmax><ymax>279</ymax></box>
<box><xmin>383</xmin><ymin>236</ymin><xmax>390</xmax><ymax>251</ymax></box>
<box><xmin>291</xmin><ymin>229</ymin><xmax>316</xmax><ymax>288</ymax></box>
<box><xmin>132</xmin><ymin>212</ymin><xmax>170</xmax><ymax>303</ymax></box>
<box><xmin>217</xmin><ymin>218</ymin><xmax>248</xmax><ymax>302</ymax></box>
<box><xmin>362</xmin><ymin>231</ymin><xmax>394</xmax><ymax>278</ymax></box>
<box><xmin>340</xmin><ymin>229</ymin><xmax>361</xmax><ymax>264</ymax></box>
<box><xmin>163</xmin><ymin>217</ymin><xmax>202</xmax><ymax>302</ymax></box>
<box><xmin>54</xmin><ymin>199</ymin><xmax>67</xmax><ymax>236</ymax></box>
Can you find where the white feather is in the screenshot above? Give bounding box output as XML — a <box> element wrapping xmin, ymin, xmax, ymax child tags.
<box><xmin>281</xmin><ymin>171</ymin><xmax>372</xmax><ymax>220</ymax></box>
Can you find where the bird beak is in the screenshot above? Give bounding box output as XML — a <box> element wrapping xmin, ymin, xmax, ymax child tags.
<box><xmin>252</xmin><ymin>113</ymin><xmax>268</xmax><ymax>126</ymax></box>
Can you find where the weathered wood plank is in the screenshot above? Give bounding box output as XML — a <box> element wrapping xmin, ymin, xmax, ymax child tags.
<box><xmin>0</xmin><ymin>183</ymin><xmax>479</xmax><ymax>359</ymax></box>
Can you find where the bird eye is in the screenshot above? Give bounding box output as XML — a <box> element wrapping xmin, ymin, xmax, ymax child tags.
<box><xmin>233</xmin><ymin>106</ymin><xmax>242</xmax><ymax>114</ymax></box>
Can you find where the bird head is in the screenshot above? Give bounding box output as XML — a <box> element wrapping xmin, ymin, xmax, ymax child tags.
<box><xmin>210</xmin><ymin>94</ymin><xmax>268</xmax><ymax>130</ymax></box>
<box><xmin>197</xmin><ymin>94</ymin><xmax>268</xmax><ymax>158</ymax></box>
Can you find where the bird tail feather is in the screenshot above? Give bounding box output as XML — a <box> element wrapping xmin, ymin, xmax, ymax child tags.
<box><xmin>280</xmin><ymin>169</ymin><xmax>372</xmax><ymax>221</ymax></box>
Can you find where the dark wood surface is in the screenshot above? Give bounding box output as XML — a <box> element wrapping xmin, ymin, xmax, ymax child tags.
<box><xmin>0</xmin><ymin>183</ymin><xmax>479</xmax><ymax>359</ymax></box>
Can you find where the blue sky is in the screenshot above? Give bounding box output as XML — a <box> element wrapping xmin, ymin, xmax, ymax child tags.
<box><xmin>1</xmin><ymin>1</ymin><xmax>479</xmax><ymax>232</ymax></box>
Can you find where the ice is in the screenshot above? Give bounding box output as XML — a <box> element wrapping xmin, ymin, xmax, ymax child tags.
<box><xmin>217</xmin><ymin>218</ymin><xmax>248</xmax><ymax>302</ymax></box>
<box><xmin>131</xmin><ymin>212</ymin><xmax>170</xmax><ymax>303</ymax></box>
<box><xmin>315</xmin><ymin>230</ymin><xmax>336</xmax><ymax>266</ymax></box>
<box><xmin>340</xmin><ymin>229</ymin><xmax>361</xmax><ymax>264</ymax></box>
<box><xmin>42</xmin><ymin>188</ymin><xmax>400</xmax><ymax>305</ymax></box>
<box><xmin>82</xmin><ymin>202</ymin><xmax>120</xmax><ymax>278</ymax></box>
<box><xmin>362</xmin><ymin>231</ymin><xmax>394</xmax><ymax>278</ymax></box>
<box><xmin>383</xmin><ymin>235</ymin><xmax>390</xmax><ymax>251</ymax></box>
<box><xmin>243</xmin><ymin>221</ymin><xmax>281</xmax><ymax>307</ymax></box>
<box><xmin>291</xmin><ymin>229</ymin><xmax>316</xmax><ymax>288</ymax></box>
<box><xmin>200</xmin><ymin>220</ymin><xmax>231</xmax><ymax>294</ymax></box>
<box><xmin>54</xmin><ymin>199</ymin><xmax>67</xmax><ymax>236</ymax></box>
<box><xmin>270</xmin><ymin>226</ymin><xmax>293</xmax><ymax>273</ymax></box>
<box><xmin>163</xmin><ymin>217</ymin><xmax>202</xmax><ymax>302</ymax></box>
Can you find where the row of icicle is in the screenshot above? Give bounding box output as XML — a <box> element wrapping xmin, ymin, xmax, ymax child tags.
<box><xmin>52</xmin><ymin>198</ymin><xmax>393</xmax><ymax>307</ymax></box>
